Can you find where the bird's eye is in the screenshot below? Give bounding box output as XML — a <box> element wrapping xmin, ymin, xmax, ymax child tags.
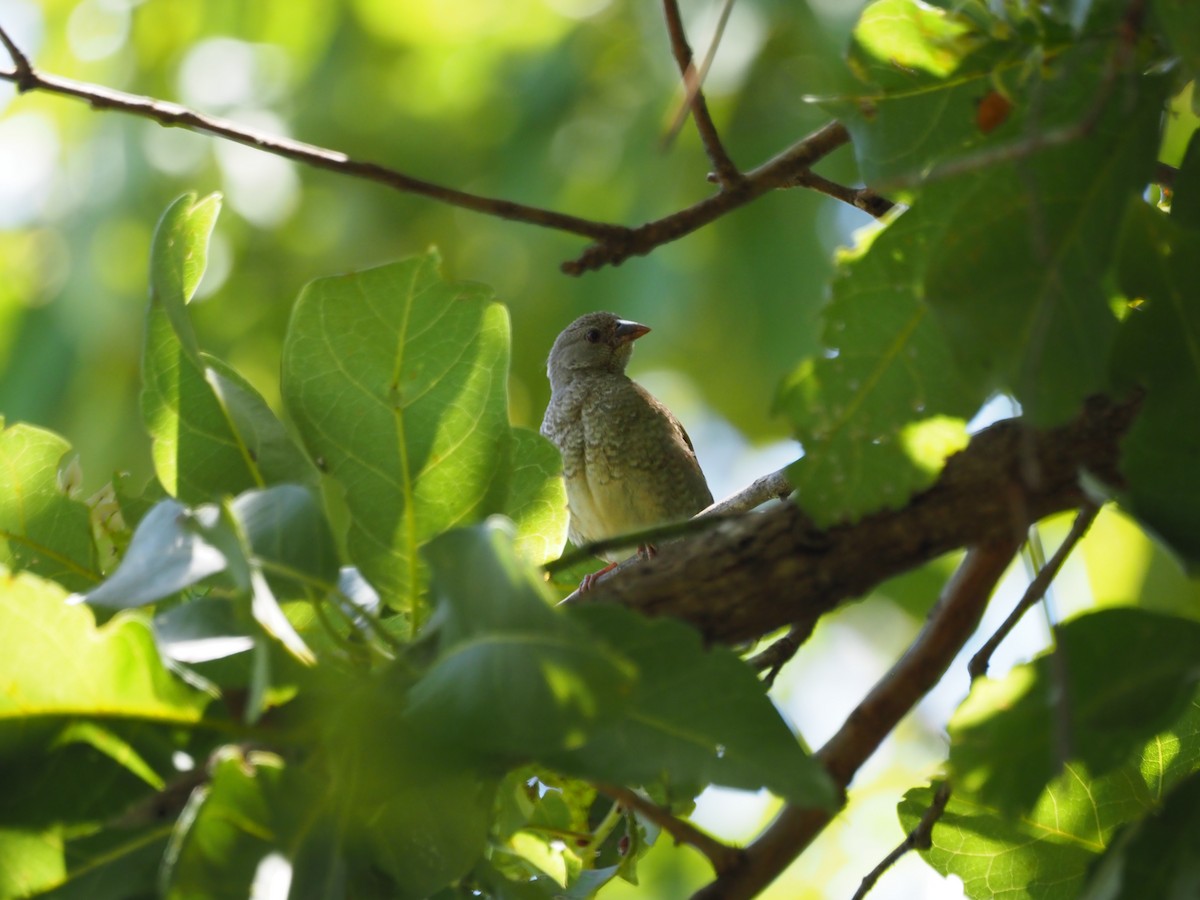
<box><xmin>585</xmin><ymin>328</ymin><xmax>601</xmax><ymax>343</ymax></box>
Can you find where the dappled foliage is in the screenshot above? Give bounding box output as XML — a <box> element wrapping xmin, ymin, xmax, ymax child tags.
<box><xmin>2</xmin><ymin>0</ymin><xmax>1200</xmax><ymax>898</ymax></box>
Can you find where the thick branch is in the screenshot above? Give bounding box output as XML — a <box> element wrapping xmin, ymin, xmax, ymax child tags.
<box><xmin>693</xmin><ymin>539</ymin><xmax>1021</xmax><ymax>899</ymax></box>
<box><xmin>570</xmin><ymin>394</ymin><xmax>1139</xmax><ymax>646</ymax></box>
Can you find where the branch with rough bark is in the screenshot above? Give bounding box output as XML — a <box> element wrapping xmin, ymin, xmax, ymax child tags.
<box><xmin>566</xmin><ymin>393</ymin><xmax>1138</xmax><ymax>646</ymax></box>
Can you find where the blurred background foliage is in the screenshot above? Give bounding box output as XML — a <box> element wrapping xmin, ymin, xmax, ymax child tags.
<box><xmin>0</xmin><ymin>0</ymin><xmax>865</xmax><ymax>503</ymax></box>
<box><xmin>3</xmin><ymin>1</ymin><xmax>1199</xmax><ymax>897</ymax></box>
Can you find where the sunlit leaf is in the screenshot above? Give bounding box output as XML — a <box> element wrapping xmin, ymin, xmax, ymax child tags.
<box><xmin>0</xmin><ymin>420</ymin><xmax>100</xmax><ymax>591</ymax></box>
<box><xmin>281</xmin><ymin>251</ymin><xmax>512</xmax><ymax>626</ymax></box>
<box><xmin>903</xmin><ymin>695</ymin><xmax>1200</xmax><ymax>899</ymax></box>
<box><xmin>949</xmin><ymin>609</ymin><xmax>1200</xmax><ymax>817</ymax></box>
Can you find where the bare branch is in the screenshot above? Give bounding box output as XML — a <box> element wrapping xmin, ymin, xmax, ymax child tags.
<box><xmin>0</xmin><ymin>25</ymin><xmax>865</xmax><ymax>275</ymax></box>
<box><xmin>662</xmin><ymin>0</ymin><xmax>736</xmax><ymax>152</ymax></box>
<box><xmin>968</xmin><ymin>500</ymin><xmax>1101</xmax><ymax>680</ymax></box>
<box><xmin>596</xmin><ymin>782</ymin><xmax>743</xmax><ymax>876</ymax></box>
<box><xmin>747</xmin><ymin>622</ymin><xmax>815</xmax><ymax>686</ymax></box>
<box><xmin>661</xmin><ymin>0</ymin><xmax>742</xmax><ymax>188</ymax></box>
<box><xmin>850</xmin><ymin>781</ymin><xmax>952</xmax><ymax>900</ymax></box>
<box><xmin>692</xmin><ymin>539</ymin><xmax>1021</xmax><ymax>899</ymax></box>
<box><xmin>563</xmin><ymin>121</ymin><xmax>854</xmax><ymax>274</ymax></box>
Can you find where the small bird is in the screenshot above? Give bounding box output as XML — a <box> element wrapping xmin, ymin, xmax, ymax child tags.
<box><xmin>541</xmin><ymin>312</ymin><xmax>713</xmax><ymax>586</ymax></box>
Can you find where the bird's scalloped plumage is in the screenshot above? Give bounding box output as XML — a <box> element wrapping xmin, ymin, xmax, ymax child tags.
<box><xmin>540</xmin><ymin>312</ymin><xmax>713</xmax><ymax>559</ymax></box>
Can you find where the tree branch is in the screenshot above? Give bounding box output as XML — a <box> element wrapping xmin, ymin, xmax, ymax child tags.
<box><xmin>968</xmin><ymin>500</ymin><xmax>1101</xmax><ymax>679</ymax></box>
<box><xmin>850</xmin><ymin>780</ymin><xmax>952</xmax><ymax>900</ymax></box>
<box><xmin>693</xmin><ymin>539</ymin><xmax>1021</xmax><ymax>899</ymax></box>
<box><xmin>661</xmin><ymin>0</ymin><xmax>742</xmax><ymax>188</ymax></box>
<box><xmin>0</xmin><ymin>24</ymin><xmax>868</xmax><ymax>276</ymax></box>
<box><xmin>570</xmin><ymin>393</ymin><xmax>1139</xmax><ymax>646</ymax></box>
<box><xmin>596</xmin><ymin>782</ymin><xmax>743</xmax><ymax>876</ymax></box>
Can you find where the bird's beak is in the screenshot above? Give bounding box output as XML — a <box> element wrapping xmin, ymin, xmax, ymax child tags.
<box><xmin>614</xmin><ymin>320</ymin><xmax>651</xmax><ymax>344</ymax></box>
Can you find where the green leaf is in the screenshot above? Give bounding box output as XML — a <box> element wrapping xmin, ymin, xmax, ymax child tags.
<box><xmin>922</xmin><ymin>62</ymin><xmax>1167</xmax><ymax>423</ymax></box>
<box><xmin>852</xmin><ymin>0</ymin><xmax>985</xmax><ymax>79</ymax></box>
<box><xmin>1111</xmin><ymin>201</ymin><xmax>1200</xmax><ymax>567</ymax></box>
<box><xmin>0</xmin><ymin>567</ymin><xmax>209</xmax><ymax>756</ymax></box>
<box><xmin>0</xmin><ymin>420</ymin><xmax>100</xmax><ymax>592</ymax></box>
<box><xmin>148</xmin><ymin>192</ymin><xmax>220</xmax><ymax>359</ymax></box>
<box><xmin>504</xmin><ymin>427</ymin><xmax>568</xmax><ymax>566</ymax></box>
<box><xmin>551</xmin><ymin>605</ymin><xmax>837</xmax><ymax>808</ymax></box>
<box><xmin>827</xmin><ymin>0</ymin><xmax>1019</xmax><ymax>185</ymax></box>
<box><xmin>162</xmin><ymin>748</ymin><xmax>292</xmax><ymax>898</ymax></box>
<box><xmin>0</xmin><ymin>827</ymin><xmax>64</xmax><ymax>898</ymax></box>
<box><xmin>281</xmin><ymin>251</ymin><xmax>512</xmax><ymax>625</ymax></box>
<box><xmin>79</xmin><ymin>499</ymin><xmax>227</xmax><ymax>609</ymax></box>
<box><xmin>1153</xmin><ymin>0</ymin><xmax>1200</xmax><ymax>78</ymax></box>
<box><xmin>949</xmin><ymin>609</ymin><xmax>1200</xmax><ymax>817</ymax></box>
<box><xmin>407</xmin><ymin>521</ymin><xmax>635</xmax><ymax>761</ymax></box>
<box><xmin>777</xmin><ymin>215</ymin><xmax>981</xmax><ymax>525</ymax></box>
<box><xmin>230</xmin><ymin>484</ymin><xmax>339</xmax><ymax>595</ymax></box>
<box><xmin>1080</xmin><ymin>769</ymin><xmax>1200</xmax><ymax>900</ymax></box>
<box><xmin>142</xmin><ymin>193</ymin><xmax>314</xmax><ymax>502</ymax></box>
<box><xmin>903</xmin><ymin>695</ymin><xmax>1200</xmax><ymax>899</ymax></box>
<box><xmin>34</xmin><ymin>827</ymin><xmax>169</xmax><ymax>900</ymax></box>
<box><xmin>320</xmin><ymin>672</ymin><xmax>496</xmax><ymax>898</ymax></box>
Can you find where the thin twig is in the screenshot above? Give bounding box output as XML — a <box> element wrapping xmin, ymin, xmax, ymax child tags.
<box><xmin>786</xmin><ymin>170</ymin><xmax>896</xmax><ymax>219</ymax></box>
<box><xmin>661</xmin><ymin>0</ymin><xmax>742</xmax><ymax>188</ymax></box>
<box><xmin>597</xmin><ymin>782</ymin><xmax>743</xmax><ymax>875</ymax></box>
<box><xmin>662</xmin><ymin>0</ymin><xmax>736</xmax><ymax>152</ymax></box>
<box><xmin>0</xmin><ymin>25</ymin><xmax>867</xmax><ymax>275</ymax></box>
<box><xmin>747</xmin><ymin>621</ymin><xmax>816</xmax><ymax>686</ymax></box>
<box><xmin>850</xmin><ymin>781</ymin><xmax>952</xmax><ymax>900</ymax></box>
<box><xmin>0</xmin><ymin>23</ymin><xmax>34</xmax><ymax>91</ymax></box>
<box><xmin>691</xmin><ymin>538</ymin><xmax>1021</xmax><ymax>899</ymax></box>
<box><xmin>967</xmin><ymin>501</ymin><xmax>1100</xmax><ymax>680</ymax></box>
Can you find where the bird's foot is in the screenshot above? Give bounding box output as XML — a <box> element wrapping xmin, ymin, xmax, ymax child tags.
<box><xmin>579</xmin><ymin>561</ymin><xmax>619</xmax><ymax>592</ymax></box>
<box><xmin>636</xmin><ymin>543</ymin><xmax>658</xmax><ymax>560</ymax></box>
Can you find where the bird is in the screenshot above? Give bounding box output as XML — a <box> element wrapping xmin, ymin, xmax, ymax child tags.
<box><xmin>540</xmin><ymin>312</ymin><xmax>713</xmax><ymax>588</ymax></box>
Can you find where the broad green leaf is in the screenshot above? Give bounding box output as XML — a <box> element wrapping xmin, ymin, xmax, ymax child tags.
<box><xmin>79</xmin><ymin>499</ymin><xmax>226</xmax><ymax>608</ymax></box>
<box><xmin>153</xmin><ymin>596</ymin><xmax>255</xmax><ymax>665</ymax></box>
<box><xmin>230</xmin><ymin>484</ymin><xmax>339</xmax><ymax>595</ymax></box>
<box><xmin>320</xmin><ymin>672</ymin><xmax>496</xmax><ymax>898</ymax></box>
<box><xmin>1153</xmin><ymin>0</ymin><xmax>1200</xmax><ymax>78</ymax></box>
<box><xmin>407</xmin><ymin>522</ymin><xmax>635</xmax><ymax>760</ymax></box>
<box><xmin>922</xmin><ymin>62</ymin><xmax>1167</xmax><ymax>424</ymax></box>
<box><xmin>1171</xmin><ymin>131</ymin><xmax>1200</xmax><ymax>229</ymax></box>
<box><xmin>0</xmin><ymin>567</ymin><xmax>209</xmax><ymax>755</ymax></box>
<box><xmin>34</xmin><ymin>827</ymin><xmax>170</xmax><ymax>900</ymax></box>
<box><xmin>0</xmin><ymin>827</ymin><xmax>64</xmax><ymax>898</ymax></box>
<box><xmin>281</xmin><ymin>251</ymin><xmax>512</xmax><ymax>625</ymax></box>
<box><xmin>551</xmin><ymin>605</ymin><xmax>837</xmax><ymax>808</ymax></box>
<box><xmin>505</xmin><ymin>427</ymin><xmax>568</xmax><ymax>565</ymax></box>
<box><xmin>777</xmin><ymin>215</ymin><xmax>981</xmax><ymax>525</ymax></box>
<box><xmin>1080</xmin><ymin>769</ymin><xmax>1200</xmax><ymax>900</ymax></box>
<box><xmin>852</xmin><ymin>0</ymin><xmax>984</xmax><ymax>79</ymax></box>
<box><xmin>902</xmin><ymin>696</ymin><xmax>1200</xmax><ymax>899</ymax></box>
<box><xmin>0</xmin><ymin>420</ymin><xmax>100</xmax><ymax>591</ymax></box>
<box><xmin>162</xmin><ymin>749</ymin><xmax>292</xmax><ymax>897</ymax></box>
<box><xmin>142</xmin><ymin>193</ymin><xmax>314</xmax><ymax>502</ymax></box>
<box><xmin>1110</xmin><ymin>201</ymin><xmax>1200</xmax><ymax>567</ymax></box>
<box><xmin>148</xmin><ymin>192</ymin><xmax>219</xmax><ymax>360</ymax></box>
<box><xmin>949</xmin><ymin>609</ymin><xmax>1200</xmax><ymax>817</ymax></box>
<box><xmin>827</xmin><ymin>0</ymin><xmax>1025</xmax><ymax>185</ymax></box>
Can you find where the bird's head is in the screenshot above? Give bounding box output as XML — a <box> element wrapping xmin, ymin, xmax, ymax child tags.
<box><xmin>546</xmin><ymin>312</ymin><xmax>650</xmax><ymax>389</ymax></box>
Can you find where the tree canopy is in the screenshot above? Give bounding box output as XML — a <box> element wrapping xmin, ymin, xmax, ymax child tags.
<box><xmin>1</xmin><ymin>1</ymin><xmax>1198</xmax><ymax>898</ymax></box>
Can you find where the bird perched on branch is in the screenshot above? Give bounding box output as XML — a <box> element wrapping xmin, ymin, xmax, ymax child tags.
<box><xmin>541</xmin><ymin>312</ymin><xmax>713</xmax><ymax>587</ymax></box>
